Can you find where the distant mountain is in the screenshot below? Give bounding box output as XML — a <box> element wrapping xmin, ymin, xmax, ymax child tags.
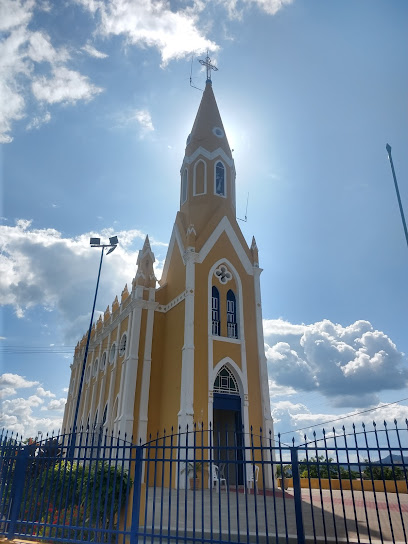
<box><xmin>338</xmin><ymin>453</ymin><xmax>408</xmax><ymax>473</ymax></box>
<box><xmin>376</xmin><ymin>453</ymin><xmax>408</xmax><ymax>466</ymax></box>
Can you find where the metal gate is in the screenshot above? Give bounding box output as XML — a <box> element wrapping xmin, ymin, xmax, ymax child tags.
<box><xmin>1</xmin><ymin>420</ymin><xmax>407</xmax><ymax>543</ymax></box>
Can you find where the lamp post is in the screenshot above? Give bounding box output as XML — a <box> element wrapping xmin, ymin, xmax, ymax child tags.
<box><xmin>68</xmin><ymin>236</ymin><xmax>118</xmax><ymax>457</ymax></box>
<box><xmin>386</xmin><ymin>144</ymin><xmax>408</xmax><ymax>250</ymax></box>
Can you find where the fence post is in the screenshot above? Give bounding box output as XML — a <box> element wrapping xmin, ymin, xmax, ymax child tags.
<box><xmin>291</xmin><ymin>446</ymin><xmax>305</xmax><ymax>544</ymax></box>
<box><xmin>8</xmin><ymin>446</ymin><xmax>29</xmax><ymax>539</ymax></box>
<box><xmin>130</xmin><ymin>445</ymin><xmax>143</xmax><ymax>544</ymax></box>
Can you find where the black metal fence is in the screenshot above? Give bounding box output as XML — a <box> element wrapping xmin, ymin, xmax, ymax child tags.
<box><xmin>1</xmin><ymin>420</ymin><xmax>407</xmax><ymax>544</ymax></box>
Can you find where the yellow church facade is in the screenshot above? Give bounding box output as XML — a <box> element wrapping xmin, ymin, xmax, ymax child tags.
<box><xmin>62</xmin><ymin>77</ymin><xmax>274</xmax><ymax>463</ymax></box>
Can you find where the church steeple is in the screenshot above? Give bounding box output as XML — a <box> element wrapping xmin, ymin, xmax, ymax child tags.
<box><xmin>185</xmin><ymin>80</ymin><xmax>232</xmax><ymax>160</ymax></box>
<box><xmin>180</xmin><ymin>78</ymin><xmax>236</xmax><ymax>240</ymax></box>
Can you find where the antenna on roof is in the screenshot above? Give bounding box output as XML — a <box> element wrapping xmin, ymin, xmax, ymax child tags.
<box><xmin>237</xmin><ymin>192</ymin><xmax>249</xmax><ymax>223</ymax></box>
<box><xmin>190</xmin><ymin>55</ymin><xmax>203</xmax><ymax>92</ymax></box>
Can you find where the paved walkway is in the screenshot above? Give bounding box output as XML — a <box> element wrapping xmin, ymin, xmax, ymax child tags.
<box><xmin>138</xmin><ymin>487</ymin><xmax>408</xmax><ymax>543</ymax></box>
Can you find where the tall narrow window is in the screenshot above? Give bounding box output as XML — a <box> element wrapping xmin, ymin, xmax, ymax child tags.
<box><xmin>102</xmin><ymin>403</ymin><xmax>108</xmax><ymax>427</ymax></box>
<box><xmin>181</xmin><ymin>169</ymin><xmax>188</xmax><ymax>204</ymax></box>
<box><xmin>215</xmin><ymin>161</ymin><xmax>225</xmax><ymax>196</ymax></box>
<box><xmin>226</xmin><ymin>290</ymin><xmax>238</xmax><ymax>339</ymax></box>
<box><xmin>194</xmin><ymin>160</ymin><xmax>206</xmax><ymax>195</ymax></box>
<box><xmin>212</xmin><ymin>286</ymin><xmax>220</xmax><ymax>336</ymax></box>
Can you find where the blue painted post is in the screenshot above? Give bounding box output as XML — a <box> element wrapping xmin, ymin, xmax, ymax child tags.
<box><xmin>291</xmin><ymin>446</ymin><xmax>305</xmax><ymax>544</ymax></box>
<box><xmin>8</xmin><ymin>446</ymin><xmax>29</xmax><ymax>539</ymax></box>
<box><xmin>130</xmin><ymin>445</ymin><xmax>143</xmax><ymax>544</ymax></box>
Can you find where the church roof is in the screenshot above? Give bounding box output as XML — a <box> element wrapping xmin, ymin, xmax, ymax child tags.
<box><xmin>185</xmin><ymin>81</ymin><xmax>232</xmax><ymax>159</ymax></box>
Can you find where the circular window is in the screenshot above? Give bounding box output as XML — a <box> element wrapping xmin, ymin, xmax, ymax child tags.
<box><xmin>119</xmin><ymin>334</ymin><xmax>127</xmax><ymax>357</ymax></box>
<box><xmin>109</xmin><ymin>343</ymin><xmax>116</xmax><ymax>364</ymax></box>
<box><xmin>212</xmin><ymin>126</ymin><xmax>224</xmax><ymax>138</ymax></box>
<box><xmin>100</xmin><ymin>351</ymin><xmax>107</xmax><ymax>370</ymax></box>
<box><xmin>93</xmin><ymin>359</ymin><xmax>98</xmax><ymax>376</ymax></box>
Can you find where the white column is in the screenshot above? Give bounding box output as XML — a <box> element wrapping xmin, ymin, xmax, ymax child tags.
<box><xmin>253</xmin><ymin>265</ymin><xmax>274</xmax><ymax>486</ymax></box>
<box><xmin>137</xmin><ymin>288</ymin><xmax>156</xmax><ymax>445</ymax></box>
<box><xmin>118</xmin><ymin>286</ymin><xmax>144</xmax><ymax>439</ymax></box>
<box><xmin>177</xmin><ymin>250</ymin><xmax>196</xmax><ymax>431</ymax></box>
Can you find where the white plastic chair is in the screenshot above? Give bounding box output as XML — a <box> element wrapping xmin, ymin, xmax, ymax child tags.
<box><xmin>212</xmin><ymin>464</ymin><xmax>227</xmax><ymax>493</ymax></box>
<box><xmin>246</xmin><ymin>464</ymin><xmax>259</xmax><ymax>493</ymax></box>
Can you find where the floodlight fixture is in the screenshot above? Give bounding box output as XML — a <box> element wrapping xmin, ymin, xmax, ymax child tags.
<box><xmin>90</xmin><ymin>237</ymin><xmax>100</xmax><ymax>246</ymax></box>
<box><xmin>106</xmin><ymin>245</ymin><xmax>117</xmax><ymax>255</ymax></box>
<box><xmin>109</xmin><ymin>236</ymin><xmax>118</xmax><ymax>245</ymax></box>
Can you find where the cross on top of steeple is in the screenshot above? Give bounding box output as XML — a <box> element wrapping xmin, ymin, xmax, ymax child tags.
<box><xmin>199</xmin><ymin>53</ymin><xmax>218</xmax><ymax>83</ymax></box>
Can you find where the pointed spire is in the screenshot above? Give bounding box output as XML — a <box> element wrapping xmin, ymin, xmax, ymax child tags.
<box><xmin>135</xmin><ymin>235</ymin><xmax>156</xmax><ymax>288</ymax></box>
<box><xmin>251</xmin><ymin>236</ymin><xmax>259</xmax><ymax>266</ymax></box>
<box><xmin>185</xmin><ymin>81</ymin><xmax>232</xmax><ymax>159</ymax></box>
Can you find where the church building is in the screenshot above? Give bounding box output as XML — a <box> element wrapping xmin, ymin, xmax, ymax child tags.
<box><xmin>62</xmin><ymin>65</ymin><xmax>274</xmax><ymax>455</ymax></box>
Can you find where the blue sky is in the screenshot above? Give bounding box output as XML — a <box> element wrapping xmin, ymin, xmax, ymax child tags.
<box><xmin>1</xmin><ymin>0</ymin><xmax>408</xmax><ymax>441</ymax></box>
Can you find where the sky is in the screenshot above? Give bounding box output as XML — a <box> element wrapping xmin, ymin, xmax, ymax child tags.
<box><xmin>1</xmin><ymin>0</ymin><xmax>408</xmax><ymax>443</ymax></box>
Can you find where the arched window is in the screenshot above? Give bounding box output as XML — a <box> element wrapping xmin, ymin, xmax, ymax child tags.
<box><xmin>212</xmin><ymin>286</ymin><xmax>220</xmax><ymax>336</ymax></box>
<box><xmin>109</xmin><ymin>343</ymin><xmax>116</xmax><ymax>364</ymax></box>
<box><xmin>93</xmin><ymin>410</ymin><xmax>98</xmax><ymax>429</ymax></box>
<box><xmin>181</xmin><ymin>168</ymin><xmax>188</xmax><ymax>204</ymax></box>
<box><xmin>100</xmin><ymin>351</ymin><xmax>107</xmax><ymax>370</ymax></box>
<box><xmin>215</xmin><ymin>161</ymin><xmax>225</xmax><ymax>196</ymax></box>
<box><xmin>93</xmin><ymin>359</ymin><xmax>98</xmax><ymax>377</ymax></box>
<box><xmin>119</xmin><ymin>334</ymin><xmax>127</xmax><ymax>357</ymax></box>
<box><xmin>214</xmin><ymin>366</ymin><xmax>239</xmax><ymax>395</ymax></box>
<box><xmin>194</xmin><ymin>160</ymin><xmax>206</xmax><ymax>195</ymax></box>
<box><xmin>226</xmin><ymin>290</ymin><xmax>238</xmax><ymax>339</ymax></box>
<box><xmin>102</xmin><ymin>403</ymin><xmax>108</xmax><ymax>427</ymax></box>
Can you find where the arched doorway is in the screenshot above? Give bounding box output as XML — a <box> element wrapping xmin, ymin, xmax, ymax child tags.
<box><xmin>213</xmin><ymin>366</ymin><xmax>244</xmax><ymax>485</ymax></box>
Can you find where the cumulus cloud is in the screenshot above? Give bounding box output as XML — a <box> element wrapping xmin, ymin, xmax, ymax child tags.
<box><xmin>0</xmin><ymin>395</ymin><xmax>63</xmax><ymax>438</ymax></box>
<box><xmin>36</xmin><ymin>386</ymin><xmax>56</xmax><ymax>398</ymax></box>
<box><xmin>46</xmin><ymin>398</ymin><xmax>67</xmax><ymax>411</ymax></box>
<box><xmin>0</xmin><ymin>373</ymin><xmax>39</xmax><ymax>398</ymax></box>
<box><xmin>0</xmin><ymin>219</ymin><xmax>165</xmax><ymax>342</ymax></box>
<box><xmin>264</xmin><ymin>318</ymin><xmax>408</xmax><ymax>408</ymax></box>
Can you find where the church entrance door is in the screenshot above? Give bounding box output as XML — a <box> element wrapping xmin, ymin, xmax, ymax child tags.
<box><xmin>213</xmin><ymin>393</ymin><xmax>244</xmax><ymax>486</ymax></box>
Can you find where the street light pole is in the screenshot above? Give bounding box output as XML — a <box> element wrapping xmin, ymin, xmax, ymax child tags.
<box><xmin>68</xmin><ymin>236</ymin><xmax>118</xmax><ymax>457</ymax></box>
<box><xmin>386</xmin><ymin>144</ymin><xmax>408</xmax><ymax>250</ymax></box>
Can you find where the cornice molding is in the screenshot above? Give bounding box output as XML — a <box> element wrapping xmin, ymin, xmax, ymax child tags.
<box><xmin>181</xmin><ymin>147</ymin><xmax>235</xmax><ymax>171</ymax></box>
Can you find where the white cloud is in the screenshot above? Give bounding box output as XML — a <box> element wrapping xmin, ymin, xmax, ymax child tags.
<box><xmin>82</xmin><ymin>41</ymin><xmax>108</xmax><ymax>58</ymax></box>
<box><xmin>47</xmin><ymin>398</ymin><xmax>67</xmax><ymax>411</ymax></box>
<box><xmin>0</xmin><ymin>395</ymin><xmax>62</xmax><ymax>439</ymax></box>
<box><xmin>0</xmin><ymin>0</ymin><xmax>102</xmax><ymax>142</ymax></box>
<box><xmin>36</xmin><ymin>386</ymin><xmax>56</xmax><ymax>398</ymax></box>
<box><xmin>272</xmin><ymin>399</ymin><xmax>408</xmax><ymax>445</ymax></box>
<box><xmin>32</xmin><ymin>66</ymin><xmax>103</xmax><ymax>104</ymax></box>
<box><xmin>0</xmin><ymin>219</ymin><xmax>165</xmax><ymax>342</ymax></box>
<box><xmin>264</xmin><ymin>318</ymin><xmax>408</xmax><ymax>408</ymax></box>
<box><xmin>77</xmin><ymin>0</ymin><xmax>218</xmax><ymax>66</ymax></box>
<box><xmin>26</xmin><ymin>110</ymin><xmax>51</xmax><ymax>130</ymax></box>
<box><xmin>0</xmin><ymin>373</ymin><xmax>39</xmax><ymax>398</ymax></box>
